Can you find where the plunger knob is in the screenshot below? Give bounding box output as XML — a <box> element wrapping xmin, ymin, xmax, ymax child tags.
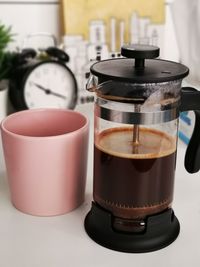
<box><xmin>121</xmin><ymin>44</ymin><xmax>160</xmax><ymax>69</ymax></box>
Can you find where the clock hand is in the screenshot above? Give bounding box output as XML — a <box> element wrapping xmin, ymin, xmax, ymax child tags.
<box><xmin>32</xmin><ymin>82</ymin><xmax>50</xmax><ymax>93</ymax></box>
<box><xmin>32</xmin><ymin>82</ymin><xmax>67</xmax><ymax>100</ymax></box>
<box><xmin>49</xmin><ymin>91</ymin><xmax>67</xmax><ymax>100</ymax></box>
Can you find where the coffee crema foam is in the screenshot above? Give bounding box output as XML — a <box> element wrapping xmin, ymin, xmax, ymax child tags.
<box><xmin>95</xmin><ymin>127</ymin><xmax>176</xmax><ymax>159</ymax></box>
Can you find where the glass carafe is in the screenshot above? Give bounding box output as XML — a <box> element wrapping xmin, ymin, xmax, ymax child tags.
<box><xmin>85</xmin><ymin>44</ymin><xmax>200</xmax><ymax>253</ymax></box>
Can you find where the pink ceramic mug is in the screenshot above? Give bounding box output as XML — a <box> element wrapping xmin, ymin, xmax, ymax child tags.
<box><xmin>1</xmin><ymin>108</ymin><xmax>89</xmax><ymax>216</ymax></box>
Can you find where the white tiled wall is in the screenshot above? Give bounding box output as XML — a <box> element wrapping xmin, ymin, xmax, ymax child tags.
<box><xmin>0</xmin><ymin>0</ymin><xmax>61</xmax><ymax>50</ymax></box>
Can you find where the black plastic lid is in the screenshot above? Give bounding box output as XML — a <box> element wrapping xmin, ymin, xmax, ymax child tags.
<box><xmin>90</xmin><ymin>44</ymin><xmax>189</xmax><ymax>84</ymax></box>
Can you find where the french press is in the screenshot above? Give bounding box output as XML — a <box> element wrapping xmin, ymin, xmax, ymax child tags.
<box><xmin>85</xmin><ymin>44</ymin><xmax>200</xmax><ymax>253</ymax></box>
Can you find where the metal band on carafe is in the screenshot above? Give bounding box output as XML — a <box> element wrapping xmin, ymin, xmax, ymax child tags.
<box><xmin>95</xmin><ymin>100</ymin><xmax>179</xmax><ymax>125</ymax></box>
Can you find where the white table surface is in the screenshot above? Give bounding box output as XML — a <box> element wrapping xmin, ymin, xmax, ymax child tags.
<box><xmin>0</xmin><ymin>103</ymin><xmax>200</xmax><ymax>267</ymax></box>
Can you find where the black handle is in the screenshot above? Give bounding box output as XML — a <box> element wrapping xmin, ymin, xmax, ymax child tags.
<box><xmin>180</xmin><ymin>87</ymin><xmax>200</xmax><ymax>173</ymax></box>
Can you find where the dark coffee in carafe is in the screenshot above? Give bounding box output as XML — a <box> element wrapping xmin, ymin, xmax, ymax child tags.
<box><xmin>94</xmin><ymin>127</ymin><xmax>177</xmax><ymax>221</ymax></box>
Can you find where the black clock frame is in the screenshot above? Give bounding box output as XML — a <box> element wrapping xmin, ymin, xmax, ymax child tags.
<box><xmin>9</xmin><ymin>59</ymin><xmax>78</xmax><ymax>111</ymax></box>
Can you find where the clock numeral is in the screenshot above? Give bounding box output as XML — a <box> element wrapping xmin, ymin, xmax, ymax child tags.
<box><xmin>58</xmin><ymin>102</ymin><xmax>66</xmax><ymax>108</ymax></box>
<box><xmin>62</xmin><ymin>76</ymin><xmax>67</xmax><ymax>82</ymax></box>
<box><xmin>29</xmin><ymin>81</ymin><xmax>33</xmax><ymax>87</ymax></box>
<box><xmin>43</xmin><ymin>68</ymin><xmax>48</xmax><ymax>75</ymax></box>
<box><xmin>29</xmin><ymin>102</ymin><xmax>34</xmax><ymax>108</ymax></box>
<box><xmin>64</xmin><ymin>85</ymin><xmax>69</xmax><ymax>91</ymax></box>
<box><xmin>35</xmin><ymin>72</ymin><xmax>41</xmax><ymax>79</ymax></box>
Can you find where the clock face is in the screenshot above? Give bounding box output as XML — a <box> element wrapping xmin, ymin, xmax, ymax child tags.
<box><xmin>24</xmin><ymin>62</ymin><xmax>77</xmax><ymax>109</ymax></box>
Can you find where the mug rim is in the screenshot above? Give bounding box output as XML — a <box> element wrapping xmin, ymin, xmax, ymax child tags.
<box><xmin>1</xmin><ymin>108</ymin><xmax>89</xmax><ymax>140</ymax></box>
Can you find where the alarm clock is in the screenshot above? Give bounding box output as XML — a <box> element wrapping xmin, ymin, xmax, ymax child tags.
<box><xmin>8</xmin><ymin>47</ymin><xmax>78</xmax><ymax>112</ymax></box>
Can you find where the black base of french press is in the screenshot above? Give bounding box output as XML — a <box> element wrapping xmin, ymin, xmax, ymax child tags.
<box><xmin>84</xmin><ymin>202</ymin><xmax>180</xmax><ymax>253</ymax></box>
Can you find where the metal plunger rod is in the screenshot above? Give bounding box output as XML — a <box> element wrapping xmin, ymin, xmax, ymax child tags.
<box><xmin>133</xmin><ymin>124</ymin><xmax>140</xmax><ymax>145</ymax></box>
<box><xmin>132</xmin><ymin>105</ymin><xmax>140</xmax><ymax>153</ymax></box>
